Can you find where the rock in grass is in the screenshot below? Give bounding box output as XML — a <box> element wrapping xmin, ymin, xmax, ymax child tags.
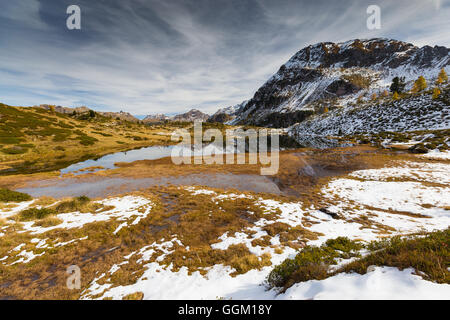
<box><xmin>408</xmin><ymin>143</ymin><xmax>429</xmax><ymax>154</ymax></box>
<box><xmin>319</xmin><ymin>207</ymin><xmax>340</xmax><ymax>219</ymax></box>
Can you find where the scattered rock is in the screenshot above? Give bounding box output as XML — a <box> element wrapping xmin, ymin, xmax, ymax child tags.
<box><xmin>367</xmin><ymin>265</ymin><xmax>377</xmax><ymax>273</ymax></box>
<box><xmin>408</xmin><ymin>143</ymin><xmax>429</xmax><ymax>154</ymax></box>
<box><xmin>318</xmin><ymin>207</ymin><xmax>340</xmax><ymax>219</ymax></box>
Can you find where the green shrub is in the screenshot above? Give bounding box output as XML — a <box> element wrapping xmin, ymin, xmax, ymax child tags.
<box><xmin>0</xmin><ymin>136</ymin><xmax>24</xmax><ymax>144</ymax></box>
<box><xmin>266</xmin><ymin>237</ymin><xmax>363</xmax><ymax>289</ymax></box>
<box><xmin>267</xmin><ymin>229</ymin><xmax>450</xmax><ymax>291</ymax></box>
<box><xmin>1</xmin><ymin>147</ymin><xmax>27</xmax><ymax>155</ymax></box>
<box><xmin>77</xmin><ymin>135</ymin><xmax>98</xmax><ymax>146</ymax></box>
<box><xmin>93</xmin><ymin>131</ymin><xmax>113</xmax><ymax>137</ymax></box>
<box><xmin>17</xmin><ymin>207</ymin><xmax>55</xmax><ymax>221</ymax></box>
<box><xmin>341</xmin><ymin>229</ymin><xmax>450</xmax><ymax>284</ymax></box>
<box><xmin>325</xmin><ymin>237</ymin><xmax>364</xmax><ymax>255</ymax></box>
<box><xmin>0</xmin><ymin>188</ymin><xmax>32</xmax><ymax>202</ymax></box>
<box><xmin>53</xmin><ymin>133</ymin><xmax>69</xmax><ymax>142</ymax></box>
<box><xmin>76</xmin><ymin>195</ymin><xmax>90</xmax><ymax>203</ymax></box>
<box><xmin>18</xmin><ymin>143</ymin><xmax>35</xmax><ymax>148</ymax></box>
<box><xmin>54</xmin><ymin>195</ymin><xmax>94</xmax><ymax>213</ymax></box>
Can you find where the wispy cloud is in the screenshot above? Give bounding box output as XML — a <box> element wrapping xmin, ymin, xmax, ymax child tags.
<box><xmin>0</xmin><ymin>0</ymin><xmax>449</xmax><ymax>115</ymax></box>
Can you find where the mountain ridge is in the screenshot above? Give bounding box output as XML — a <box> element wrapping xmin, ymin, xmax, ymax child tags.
<box><xmin>143</xmin><ymin>108</ymin><xmax>209</xmax><ymax>123</ymax></box>
<box><xmin>211</xmin><ymin>38</ymin><xmax>450</xmax><ymax>128</ymax></box>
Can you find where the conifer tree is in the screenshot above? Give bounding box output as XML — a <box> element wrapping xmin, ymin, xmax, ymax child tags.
<box><xmin>438</xmin><ymin>68</ymin><xmax>448</xmax><ymax>83</ymax></box>
<box><xmin>390</xmin><ymin>77</ymin><xmax>406</xmax><ymax>94</ymax></box>
<box><xmin>432</xmin><ymin>87</ymin><xmax>441</xmax><ymax>99</ymax></box>
<box><xmin>412</xmin><ymin>76</ymin><xmax>427</xmax><ymax>93</ymax></box>
<box><xmin>392</xmin><ymin>92</ymin><xmax>400</xmax><ymax>100</ymax></box>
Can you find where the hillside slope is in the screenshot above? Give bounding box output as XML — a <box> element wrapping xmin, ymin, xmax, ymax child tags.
<box><xmin>225</xmin><ymin>38</ymin><xmax>449</xmax><ymax>127</ymax></box>
<box><xmin>289</xmin><ymin>85</ymin><xmax>450</xmax><ymax>137</ymax></box>
<box><xmin>0</xmin><ymin>103</ymin><xmax>175</xmax><ymax>174</ymax></box>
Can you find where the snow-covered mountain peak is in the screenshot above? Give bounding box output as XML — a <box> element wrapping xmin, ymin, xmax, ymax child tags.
<box><xmin>222</xmin><ymin>38</ymin><xmax>449</xmax><ymax>127</ymax></box>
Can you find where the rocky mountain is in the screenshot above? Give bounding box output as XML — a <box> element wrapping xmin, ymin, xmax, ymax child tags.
<box><xmin>99</xmin><ymin>111</ymin><xmax>139</xmax><ymax>122</ymax></box>
<box><xmin>289</xmin><ymin>84</ymin><xmax>450</xmax><ymax>139</ymax></box>
<box><xmin>172</xmin><ymin>109</ymin><xmax>209</xmax><ymax>122</ymax></box>
<box><xmin>144</xmin><ymin>109</ymin><xmax>209</xmax><ymax>123</ymax></box>
<box><xmin>142</xmin><ymin>113</ymin><xmax>171</xmax><ymax>123</ymax></box>
<box><xmin>228</xmin><ymin>38</ymin><xmax>450</xmax><ymax>127</ymax></box>
<box><xmin>207</xmin><ymin>101</ymin><xmax>247</xmax><ymax>123</ymax></box>
<box><xmin>36</xmin><ymin>104</ymin><xmax>90</xmax><ymax>115</ymax></box>
<box><xmin>36</xmin><ymin>104</ymin><xmax>140</xmax><ymax>122</ymax></box>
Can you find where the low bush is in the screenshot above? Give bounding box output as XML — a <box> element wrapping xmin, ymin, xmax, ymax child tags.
<box><xmin>77</xmin><ymin>135</ymin><xmax>98</xmax><ymax>146</ymax></box>
<box><xmin>54</xmin><ymin>195</ymin><xmax>91</xmax><ymax>213</ymax></box>
<box><xmin>53</xmin><ymin>195</ymin><xmax>107</xmax><ymax>213</ymax></box>
<box><xmin>266</xmin><ymin>229</ymin><xmax>450</xmax><ymax>291</ymax></box>
<box><xmin>0</xmin><ymin>188</ymin><xmax>32</xmax><ymax>202</ymax></box>
<box><xmin>17</xmin><ymin>207</ymin><xmax>55</xmax><ymax>221</ymax></box>
<box><xmin>0</xmin><ymin>136</ymin><xmax>24</xmax><ymax>144</ymax></box>
<box><xmin>1</xmin><ymin>146</ymin><xmax>28</xmax><ymax>154</ymax></box>
<box><xmin>266</xmin><ymin>237</ymin><xmax>362</xmax><ymax>289</ymax></box>
<box><xmin>340</xmin><ymin>229</ymin><xmax>450</xmax><ymax>284</ymax></box>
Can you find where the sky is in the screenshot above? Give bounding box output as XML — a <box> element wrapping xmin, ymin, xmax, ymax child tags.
<box><xmin>0</xmin><ymin>0</ymin><xmax>449</xmax><ymax>116</ymax></box>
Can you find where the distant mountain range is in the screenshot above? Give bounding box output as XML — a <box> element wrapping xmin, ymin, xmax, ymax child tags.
<box><xmin>143</xmin><ymin>109</ymin><xmax>209</xmax><ymax>123</ymax></box>
<box><xmin>37</xmin><ymin>104</ymin><xmax>140</xmax><ymax>122</ymax></box>
<box><xmin>210</xmin><ymin>38</ymin><xmax>450</xmax><ymax>129</ymax></box>
<box><xmin>37</xmin><ymin>105</ymin><xmax>210</xmax><ymax>124</ymax></box>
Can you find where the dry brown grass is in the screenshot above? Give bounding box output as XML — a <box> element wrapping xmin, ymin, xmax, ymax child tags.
<box><xmin>33</xmin><ymin>216</ymin><xmax>64</xmax><ymax>227</ymax></box>
<box><xmin>339</xmin><ymin>229</ymin><xmax>450</xmax><ymax>284</ymax></box>
<box><xmin>0</xmin><ymin>186</ymin><xmax>305</xmax><ymax>299</ymax></box>
<box><xmin>122</xmin><ymin>292</ymin><xmax>144</xmax><ymax>300</ymax></box>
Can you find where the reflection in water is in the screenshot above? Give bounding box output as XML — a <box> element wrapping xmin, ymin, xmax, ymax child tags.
<box><xmin>290</xmin><ymin>134</ymin><xmax>353</xmax><ymax>149</ymax></box>
<box><xmin>60</xmin><ymin>144</ymin><xmax>238</xmax><ymax>175</ymax></box>
<box><xmin>18</xmin><ymin>173</ymin><xmax>282</xmax><ymax>198</ymax></box>
<box><xmin>59</xmin><ymin>131</ymin><xmax>334</xmax><ymax>176</ymax></box>
<box><xmin>60</xmin><ymin>146</ymin><xmax>177</xmax><ymax>175</ymax></box>
<box><xmin>21</xmin><ymin>135</ymin><xmax>357</xmax><ymax>198</ymax></box>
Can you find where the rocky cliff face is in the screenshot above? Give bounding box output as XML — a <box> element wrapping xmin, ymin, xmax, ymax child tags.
<box><xmin>207</xmin><ymin>101</ymin><xmax>247</xmax><ymax>123</ymax></box>
<box><xmin>142</xmin><ymin>113</ymin><xmax>170</xmax><ymax>123</ymax></box>
<box><xmin>172</xmin><ymin>109</ymin><xmax>209</xmax><ymax>122</ymax></box>
<box><xmin>228</xmin><ymin>38</ymin><xmax>450</xmax><ymax>127</ymax></box>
